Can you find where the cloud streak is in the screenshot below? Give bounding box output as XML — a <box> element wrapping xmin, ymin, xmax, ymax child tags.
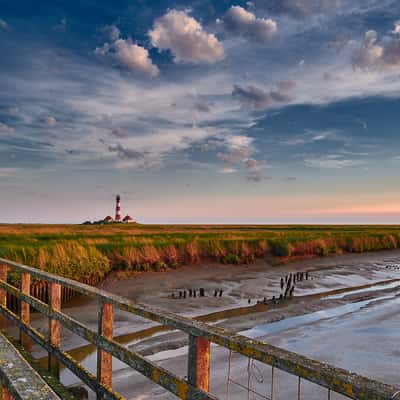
<box><xmin>0</xmin><ymin>122</ymin><xmax>15</xmax><ymax>133</ymax></box>
<box><xmin>0</xmin><ymin>19</ymin><xmax>8</xmax><ymax>30</ymax></box>
<box><xmin>304</xmin><ymin>155</ymin><xmax>365</xmax><ymax>169</ymax></box>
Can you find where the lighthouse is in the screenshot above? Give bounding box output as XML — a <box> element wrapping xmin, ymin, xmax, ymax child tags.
<box><xmin>115</xmin><ymin>194</ymin><xmax>122</xmax><ymax>222</ymax></box>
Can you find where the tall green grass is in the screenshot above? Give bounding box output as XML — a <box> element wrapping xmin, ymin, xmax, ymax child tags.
<box><xmin>1</xmin><ymin>225</ymin><xmax>400</xmax><ymax>282</ymax></box>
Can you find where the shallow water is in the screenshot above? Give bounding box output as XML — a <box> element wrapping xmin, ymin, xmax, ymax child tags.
<box><xmin>102</xmin><ymin>289</ymin><xmax>400</xmax><ymax>400</ymax></box>
<box><xmin>56</xmin><ymin>251</ymin><xmax>400</xmax><ymax>391</ymax></box>
<box><xmin>241</xmin><ymin>294</ymin><xmax>395</xmax><ymax>338</ymax></box>
<box><xmin>59</xmin><ymin>284</ymin><xmax>400</xmax><ymax>386</ymax></box>
<box><xmin>260</xmin><ymin>295</ymin><xmax>400</xmax><ymax>387</ymax></box>
<box><xmin>323</xmin><ymin>280</ymin><xmax>400</xmax><ymax>300</ymax></box>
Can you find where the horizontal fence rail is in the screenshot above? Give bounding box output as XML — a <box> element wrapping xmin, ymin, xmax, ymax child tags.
<box><xmin>0</xmin><ymin>330</ymin><xmax>61</xmax><ymax>400</ymax></box>
<box><xmin>0</xmin><ymin>257</ymin><xmax>399</xmax><ymax>400</ymax></box>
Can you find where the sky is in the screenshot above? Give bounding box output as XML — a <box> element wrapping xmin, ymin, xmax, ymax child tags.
<box><xmin>1</xmin><ymin>0</ymin><xmax>400</xmax><ymax>224</ymax></box>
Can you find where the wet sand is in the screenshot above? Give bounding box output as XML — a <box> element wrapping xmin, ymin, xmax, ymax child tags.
<box><xmin>27</xmin><ymin>249</ymin><xmax>400</xmax><ymax>398</ymax></box>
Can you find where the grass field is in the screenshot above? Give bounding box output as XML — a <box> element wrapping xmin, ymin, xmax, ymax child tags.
<box><xmin>1</xmin><ymin>224</ymin><xmax>400</xmax><ymax>283</ymax></box>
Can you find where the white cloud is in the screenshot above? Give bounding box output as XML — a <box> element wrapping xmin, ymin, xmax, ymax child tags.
<box><xmin>245</xmin><ymin>158</ymin><xmax>259</xmax><ymax>169</ymax></box>
<box><xmin>393</xmin><ymin>21</ymin><xmax>400</xmax><ymax>35</ymax></box>
<box><xmin>106</xmin><ymin>126</ymin><xmax>217</xmax><ymax>169</ymax></box>
<box><xmin>225</xmin><ymin>134</ymin><xmax>254</xmax><ymax>149</ymax></box>
<box><xmin>353</xmin><ymin>28</ymin><xmax>400</xmax><ymax>70</ymax></box>
<box><xmin>114</xmin><ymin>39</ymin><xmax>159</xmax><ymax>77</ymax></box>
<box><xmin>96</xmin><ymin>39</ymin><xmax>159</xmax><ymax>77</ymax></box>
<box><xmin>283</xmin><ymin>130</ymin><xmax>343</xmax><ymax>145</ymax></box>
<box><xmin>272</xmin><ymin>0</ymin><xmax>342</xmax><ymax>17</ymax></box>
<box><xmin>232</xmin><ymin>84</ymin><xmax>292</xmax><ymax>109</ymax></box>
<box><xmin>7</xmin><ymin>107</ymin><xmax>20</xmax><ymax>116</ymax></box>
<box><xmin>101</xmin><ymin>24</ymin><xmax>120</xmax><ymax>41</ymax></box>
<box><xmin>353</xmin><ymin>30</ymin><xmax>383</xmax><ymax>69</ymax></box>
<box><xmin>0</xmin><ymin>122</ymin><xmax>15</xmax><ymax>133</ymax></box>
<box><xmin>218</xmin><ymin>6</ymin><xmax>277</xmax><ymax>42</ymax></box>
<box><xmin>0</xmin><ymin>168</ymin><xmax>18</xmax><ymax>177</ymax></box>
<box><xmin>216</xmin><ymin>134</ymin><xmax>255</xmax><ymax>164</ymax></box>
<box><xmin>46</xmin><ymin>116</ymin><xmax>57</xmax><ymax>127</ymax></box>
<box><xmin>53</xmin><ymin>18</ymin><xmax>67</xmax><ymax>32</ymax></box>
<box><xmin>218</xmin><ymin>167</ymin><xmax>237</xmax><ymax>174</ymax></box>
<box><xmin>149</xmin><ymin>10</ymin><xmax>224</xmax><ymax>64</ymax></box>
<box><xmin>0</xmin><ymin>19</ymin><xmax>8</xmax><ymax>30</ymax></box>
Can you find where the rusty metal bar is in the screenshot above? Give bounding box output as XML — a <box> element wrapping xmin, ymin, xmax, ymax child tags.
<box><xmin>188</xmin><ymin>335</ymin><xmax>211</xmax><ymax>392</ymax></box>
<box><xmin>0</xmin><ymin>264</ymin><xmax>7</xmax><ymax>333</ymax></box>
<box><xmin>97</xmin><ymin>301</ymin><xmax>114</xmax><ymax>398</ymax></box>
<box><xmin>0</xmin><ymin>258</ymin><xmax>400</xmax><ymax>400</ymax></box>
<box><xmin>48</xmin><ymin>282</ymin><xmax>61</xmax><ymax>377</ymax></box>
<box><xmin>20</xmin><ymin>272</ymin><xmax>31</xmax><ymax>351</ymax></box>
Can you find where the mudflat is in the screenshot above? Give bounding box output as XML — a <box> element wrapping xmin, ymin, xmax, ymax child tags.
<box><xmin>28</xmin><ymin>249</ymin><xmax>400</xmax><ymax>399</ymax></box>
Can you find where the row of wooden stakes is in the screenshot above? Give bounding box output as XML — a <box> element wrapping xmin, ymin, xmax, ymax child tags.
<box><xmin>171</xmin><ymin>288</ymin><xmax>224</xmax><ymax>299</ymax></box>
<box><xmin>4</xmin><ymin>276</ymin><xmax>99</xmax><ymax>313</ymax></box>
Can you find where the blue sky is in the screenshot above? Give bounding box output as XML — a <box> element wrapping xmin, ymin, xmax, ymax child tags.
<box><xmin>1</xmin><ymin>0</ymin><xmax>400</xmax><ymax>223</ymax></box>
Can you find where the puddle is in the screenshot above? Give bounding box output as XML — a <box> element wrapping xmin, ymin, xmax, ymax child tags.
<box><xmin>323</xmin><ymin>280</ymin><xmax>400</xmax><ymax>300</ymax></box>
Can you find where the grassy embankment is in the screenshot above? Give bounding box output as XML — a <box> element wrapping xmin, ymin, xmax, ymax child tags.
<box><xmin>1</xmin><ymin>224</ymin><xmax>400</xmax><ymax>284</ymax></box>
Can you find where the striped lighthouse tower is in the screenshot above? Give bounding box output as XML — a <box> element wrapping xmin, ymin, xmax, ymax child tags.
<box><xmin>115</xmin><ymin>194</ymin><xmax>122</xmax><ymax>222</ymax></box>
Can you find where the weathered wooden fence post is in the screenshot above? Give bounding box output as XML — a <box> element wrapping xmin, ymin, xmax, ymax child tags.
<box><xmin>1</xmin><ymin>387</ymin><xmax>13</xmax><ymax>400</ymax></box>
<box><xmin>20</xmin><ymin>271</ymin><xmax>31</xmax><ymax>351</ymax></box>
<box><xmin>97</xmin><ymin>300</ymin><xmax>113</xmax><ymax>398</ymax></box>
<box><xmin>48</xmin><ymin>282</ymin><xmax>61</xmax><ymax>377</ymax></box>
<box><xmin>0</xmin><ymin>264</ymin><xmax>7</xmax><ymax>333</ymax></box>
<box><xmin>188</xmin><ymin>335</ymin><xmax>211</xmax><ymax>392</ymax></box>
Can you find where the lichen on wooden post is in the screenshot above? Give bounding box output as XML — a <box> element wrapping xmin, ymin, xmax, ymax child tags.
<box><xmin>97</xmin><ymin>300</ymin><xmax>113</xmax><ymax>398</ymax></box>
<box><xmin>20</xmin><ymin>272</ymin><xmax>31</xmax><ymax>351</ymax></box>
<box><xmin>0</xmin><ymin>265</ymin><xmax>7</xmax><ymax>333</ymax></box>
<box><xmin>188</xmin><ymin>335</ymin><xmax>211</xmax><ymax>392</ymax></box>
<box><xmin>48</xmin><ymin>282</ymin><xmax>61</xmax><ymax>378</ymax></box>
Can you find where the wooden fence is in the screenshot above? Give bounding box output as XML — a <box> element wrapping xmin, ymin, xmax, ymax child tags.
<box><xmin>0</xmin><ymin>257</ymin><xmax>399</xmax><ymax>400</ymax></box>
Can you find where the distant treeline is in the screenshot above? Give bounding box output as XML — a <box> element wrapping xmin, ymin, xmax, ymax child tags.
<box><xmin>1</xmin><ymin>224</ymin><xmax>400</xmax><ymax>283</ymax></box>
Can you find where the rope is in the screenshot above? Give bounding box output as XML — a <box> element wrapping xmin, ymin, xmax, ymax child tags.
<box><xmin>251</xmin><ymin>361</ymin><xmax>264</xmax><ymax>383</ymax></box>
<box><xmin>225</xmin><ymin>352</ymin><xmax>272</xmax><ymax>400</ymax></box>
<box><xmin>226</xmin><ymin>350</ymin><xmax>232</xmax><ymax>400</ymax></box>
<box><xmin>247</xmin><ymin>358</ymin><xmax>251</xmax><ymax>400</ymax></box>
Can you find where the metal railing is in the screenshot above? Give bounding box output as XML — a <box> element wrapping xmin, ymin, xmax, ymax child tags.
<box><xmin>0</xmin><ymin>257</ymin><xmax>399</xmax><ymax>400</ymax></box>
